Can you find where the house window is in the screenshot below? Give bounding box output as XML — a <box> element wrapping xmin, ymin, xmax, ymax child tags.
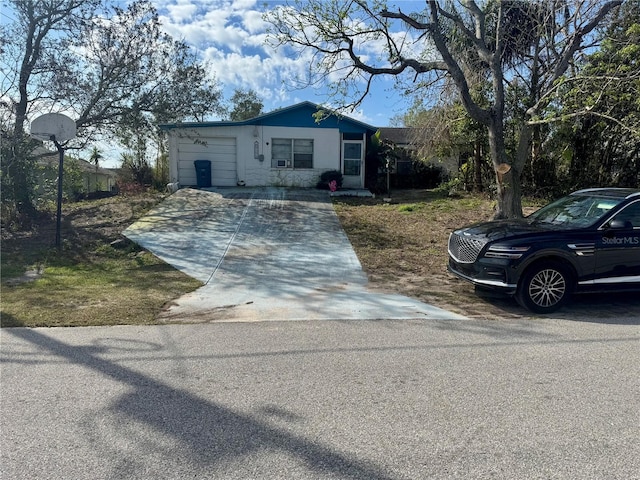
<box><xmin>271</xmin><ymin>138</ymin><xmax>314</xmax><ymax>168</ymax></box>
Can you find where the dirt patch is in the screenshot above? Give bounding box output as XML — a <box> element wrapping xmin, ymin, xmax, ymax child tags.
<box><xmin>3</xmin><ymin>267</ymin><xmax>44</xmax><ymax>286</ymax></box>
<box><xmin>1</xmin><ymin>192</ymin><xmax>166</xmax><ymax>264</ymax></box>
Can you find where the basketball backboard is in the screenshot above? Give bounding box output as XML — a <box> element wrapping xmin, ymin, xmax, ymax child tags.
<box><xmin>30</xmin><ymin>113</ymin><xmax>76</xmax><ymax>142</ymax></box>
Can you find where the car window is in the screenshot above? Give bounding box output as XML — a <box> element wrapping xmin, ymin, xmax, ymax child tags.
<box><xmin>528</xmin><ymin>194</ymin><xmax>623</xmax><ymax>228</ymax></box>
<box><xmin>610</xmin><ymin>200</ymin><xmax>640</xmax><ymax>229</ymax></box>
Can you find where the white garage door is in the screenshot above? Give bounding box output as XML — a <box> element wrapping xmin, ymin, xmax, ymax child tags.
<box><xmin>177</xmin><ymin>137</ymin><xmax>237</xmax><ymax>187</ymax></box>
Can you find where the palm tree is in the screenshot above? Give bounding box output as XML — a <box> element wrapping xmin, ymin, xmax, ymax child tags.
<box><xmin>89</xmin><ymin>147</ymin><xmax>102</xmax><ymax>192</ymax></box>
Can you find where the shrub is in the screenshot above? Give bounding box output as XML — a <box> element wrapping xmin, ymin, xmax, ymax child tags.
<box><xmin>317</xmin><ymin>170</ymin><xmax>343</xmax><ymax>190</ymax></box>
<box><xmin>394</xmin><ymin>160</ymin><xmax>448</xmax><ymax>189</ymax></box>
<box><xmin>117</xmin><ymin>181</ymin><xmax>147</xmax><ymax>197</ymax></box>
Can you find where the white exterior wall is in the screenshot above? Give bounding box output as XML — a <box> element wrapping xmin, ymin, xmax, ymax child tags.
<box><xmin>256</xmin><ymin>126</ymin><xmax>341</xmax><ymax>187</ymax></box>
<box><xmin>168</xmin><ymin>125</ymin><xmax>343</xmax><ymax>188</ymax></box>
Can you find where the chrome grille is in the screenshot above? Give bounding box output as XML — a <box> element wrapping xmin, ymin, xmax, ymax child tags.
<box><xmin>448</xmin><ymin>233</ymin><xmax>487</xmax><ymax>263</ymax></box>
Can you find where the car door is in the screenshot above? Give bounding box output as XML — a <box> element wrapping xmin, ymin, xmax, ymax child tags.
<box><xmin>594</xmin><ymin>200</ymin><xmax>640</xmax><ymax>286</ymax></box>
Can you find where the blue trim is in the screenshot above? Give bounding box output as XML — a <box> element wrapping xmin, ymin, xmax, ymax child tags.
<box><xmin>160</xmin><ymin>101</ymin><xmax>377</xmax><ymax>134</ymax></box>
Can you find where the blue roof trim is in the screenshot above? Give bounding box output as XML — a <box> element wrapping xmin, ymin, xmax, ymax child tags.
<box><xmin>159</xmin><ymin>101</ymin><xmax>377</xmax><ymax>133</ymax></box>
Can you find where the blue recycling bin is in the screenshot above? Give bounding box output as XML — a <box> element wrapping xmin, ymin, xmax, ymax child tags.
<box><xmin>194</xmin><ymin>160</ymin><xmax>212</xmax><ymax>188</ymax></box>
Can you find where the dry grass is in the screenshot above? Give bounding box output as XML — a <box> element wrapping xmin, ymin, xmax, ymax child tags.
<box><xmin>333</xmin><ymin>190</ymin><xmax>533</xmax><ymax>319</ymax></box>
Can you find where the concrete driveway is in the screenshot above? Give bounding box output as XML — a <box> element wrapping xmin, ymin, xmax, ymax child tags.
<box><xmin>124</xmin><ymin>187</ymin><xmax>465</xmax><ymax>322</ymax></box>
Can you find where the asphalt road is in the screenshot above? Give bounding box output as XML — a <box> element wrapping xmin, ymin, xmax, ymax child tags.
<box><xmin>2</xmin><ymin>317</ymin><xmax>638</xmax><ymax>479</ymax></box>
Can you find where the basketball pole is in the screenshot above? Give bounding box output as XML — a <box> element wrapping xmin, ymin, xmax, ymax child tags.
<box><xmin>51</xmin><ymin>135</ymin><xmax>64</xmax><ymax>249</ymax></box>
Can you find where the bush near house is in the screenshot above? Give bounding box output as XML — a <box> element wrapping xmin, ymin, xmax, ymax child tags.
<box><xmin>393</xmin><ymin>159</ymin><xmax>449</xmax><ymax>189</ymax></box>
<box><xmin>316</xmin><ymin>170</ymin><xmax>344</xmax><ymax>190</ymax></box>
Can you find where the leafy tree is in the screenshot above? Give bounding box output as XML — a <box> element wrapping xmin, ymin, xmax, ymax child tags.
<box><xmin>549</xmin><ymin>1</ymin><xmax>640</xmax><ymax>190</ymax></box>
<box><xmin>228</xmin><ymin>89</ymin><xmax>264</xmax><ymax>121</ymax></box>
<box><xmin>1</xmin><ymin>0</ymin><xmax>223</xmax><ymax>221</ymax></box>
<box><xmin>267</xmin><ymin>0</ymin><xmax>623</xmax><ymax>217</ymax></box>
<box><xmin>402</xmin><ymin>87</ymin><xmax>491</xmax><ymax>193</ymax></box>
<box><xmin>119</xmin><ymin>152</ymin><xmax>152</xmax><ymax>187</ymax></box>
<box><xmin>1</xmin><ymin>0</ymin><xmax>98</xmax><ymax>221</ymax></box>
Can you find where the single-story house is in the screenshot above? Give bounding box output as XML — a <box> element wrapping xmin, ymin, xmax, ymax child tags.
<box><xmin>378</xmin><ymin>127</ymin><xmax>417</xmax><ymax>150</ymax></box>
<box><xmin>378</xmin><ymin>127</ymin><xmax>458</xmax><ymax>177</ymax></box>
<box><xmin>160</xmin><ymin>101</ymin><xmax>378</xmax><ymax>189</ymax></box>
<box><xmin>75</xmin><ymin>159</ymin><xmax>117</xmax><ymax>193</ymax></box>
<box><xmin>34</xmin><ymin>146</ymin><xmax>117</xmax><ymax>196</ymax></box>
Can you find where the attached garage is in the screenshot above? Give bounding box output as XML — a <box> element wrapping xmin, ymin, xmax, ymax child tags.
<box><xmin>176</xmin><ymin>136</ymin><xmax>237</xmax><ymax>187</ymax></box>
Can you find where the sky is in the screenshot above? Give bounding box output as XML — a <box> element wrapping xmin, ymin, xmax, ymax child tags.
<box><xmin>2</xmin><ymin>0</ymin><xmax>424</xmax><ymax>168</ymax></box>
<box><xmin>152</xmin><ymin>0</ymin><xmax>416</xmax><ymax>127</ymax></box>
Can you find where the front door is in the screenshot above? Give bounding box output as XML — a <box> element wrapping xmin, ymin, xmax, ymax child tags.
<box><xmin>342</xmin><ymin>140</ymin><xmax>364</xmax><ymax>188</ymax></box>
<box><xmin>594</xmin><ymin>200</ymin><xmax>640</xmax><ymax>286</ymax></box>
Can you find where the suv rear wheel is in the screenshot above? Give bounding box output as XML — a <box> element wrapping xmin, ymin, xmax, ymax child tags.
<box><xmin>516</xmin><ymin>261</ymin><xmax>572</xmax><ymax>313</ymax></box>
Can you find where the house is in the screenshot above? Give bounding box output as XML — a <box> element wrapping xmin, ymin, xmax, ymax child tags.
<box><xmin>378</xmin><ymin>127</ymin><xmax>458</xmax><ymax>177</ymax></box>
<box><xmin>34</xmin><ymin>146</ymin><xmax>117</xmax><ymax>198</ymax></box>
<box><xmin>377</xmin><ymin>127</ymin><xmax>419</xmax><ymax>176</ymax></box>
<box><xmin>74</xmin><ymin>159</ymin><xmax>117</xmax><ymax>194</ymax></box>
<box><xmin>160</xmin><ymin>102</ymin><xmax>378</xmax><ymax>189</ymax></box>
<box><xmin>378</xmin><ymin>127</ymin><xmax>417</xmax><ymax>150</ymax></box>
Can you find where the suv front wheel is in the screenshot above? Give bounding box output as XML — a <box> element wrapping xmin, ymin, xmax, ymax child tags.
<box><xmin>516</xmin><ymin>261</ymin><xmax>573</xmax><ymax>314</ymax></box>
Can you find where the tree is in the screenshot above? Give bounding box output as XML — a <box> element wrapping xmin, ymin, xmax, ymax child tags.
<box><xmin>56</xmin><ymin>0</ymin><xmax>224</xmax><ymax>186</ymax></box>
<box><xmin>402</xmin><ymin>86</ymin><xmax>491</xmax><ymax>193</ymax></box>
<box><xmin>1</xmin><ymin>0</ymin><xmax>99</xmax><ymax>220</ymax></box>
<box><xmin>267</xmin><ymin>0</ymin><xmax>624</xmax><ymax>218</ymax></box>
<box><xmin>551</xmin><ymin>1</ymin><xmax>640</xmax><ymax>190</ymax></box>
<box><xmin>88</xmin><ymin>146</ymin><xmax>102</xmax><ymax>192</ymax></box>
<box><xmin>228</xmin><ymin>89</ymin><xmax>264</xmax><ymax>121</ymax></box>
<box><xmin>1</xmin><ymin>0</ymin><xmax>224</xmax><ymax>220</ymax></box>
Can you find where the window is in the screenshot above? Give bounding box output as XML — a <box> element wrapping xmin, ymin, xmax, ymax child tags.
<box><xmin>272</xmin><ymin>138</ymin><xmax>291</xmax><ymax>168</ymax></box>
<box><xmin>611</xmin><ymin>200</ymin><xmax>640</xmax><ymax>228</ymax></box>
<box><xmin>343</xmin><ymin>142</ymin><xmax>362</xmax><ymax>176</ymax></box>
<box><xmin>293</xmin><ymin>139</ymin><xmax>313</xmax><ymax>168</ymax></box>
<box><xmin>271</xmin><ymin>138</ymin><xmax>314</xmax><ymax>169</ymax></box>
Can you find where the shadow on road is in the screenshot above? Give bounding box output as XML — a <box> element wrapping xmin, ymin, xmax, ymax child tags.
<box><xmin>5</xmin><ymin>327</ymin><xmax>395</xmax><ymax>480</ymax></box>
<box><xmin>472</xmin><ymin>288</ymin><xmax>640</xmax><ymax>324</ymax></box>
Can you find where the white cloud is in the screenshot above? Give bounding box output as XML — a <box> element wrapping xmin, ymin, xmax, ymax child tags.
<box><xmin>242</xmin><ymin>10</ymin><xmax>267</xmax><ymax>34</ymax></box>
<box><xmin>165</xmin><ymin>1</ymin><xmax>198</xmax><ymax>23</ymax></box>
<box><xmin>155</xmin><ymin>0</ymin><xmax>403</xmax><ymax>124</ymax></box>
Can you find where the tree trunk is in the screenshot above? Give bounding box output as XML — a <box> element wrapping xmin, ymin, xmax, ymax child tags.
<box><xmin>6</xmin><ymin>134</ymin><xmax>37</xmax><ymax>222</ymax></box>
<box><xmin>488</xmin><ymin>116</ymin><xmax>523</xmax><ymax>219</ymax></box>
<box><xmin>8</xmin><ymin>7</ymin><xmax>41</xmax><ymax>221</ymax></box>
<box><xmin>473</xmin><ymin>136</ymin><xmax>483</xmax><ymax>192</ymax></box>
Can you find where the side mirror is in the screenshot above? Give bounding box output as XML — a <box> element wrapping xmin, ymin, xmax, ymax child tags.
<box><xmin>609</xmin><ymin>219</ymin><xmax>633</xmax><ymax>229</ymax></box>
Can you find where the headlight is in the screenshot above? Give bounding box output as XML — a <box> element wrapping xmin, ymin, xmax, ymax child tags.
<box><xmin>484</xmin><ymin>245</ymin><xmax>530</xmax><ymax>259</ymax></box>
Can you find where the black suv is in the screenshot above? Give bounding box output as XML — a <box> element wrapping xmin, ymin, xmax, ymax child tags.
<box><xmin>448</xmin><ymin>188</ymin><xmax>640</xmax><ymax>313</ymax></box>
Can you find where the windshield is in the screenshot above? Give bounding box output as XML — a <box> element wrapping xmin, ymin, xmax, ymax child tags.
<box><xmin>527</xmin><ymin>194</ymin><xmax>623</xmax><ymax>228</ymax></box>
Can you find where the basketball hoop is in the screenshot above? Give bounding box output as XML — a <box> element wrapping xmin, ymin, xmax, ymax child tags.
<box><xmin>30</xmin><ymin>113</ymin><xmax>76</xmax><ymax>249</ymax></box>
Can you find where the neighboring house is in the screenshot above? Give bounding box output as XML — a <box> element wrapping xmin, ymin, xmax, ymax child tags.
<box><xmin>378</xmin><ymin>127</ymin><xmax>458</xmax><ymax>177</ymax></box>
<box><xmin>378</xmin><ymin>127</ymin><xmax>416</xmax><ymax>149</ymax></box>
<box><xmin>160</xmin><ymin>101</ymin><xmax>378</xmax><ymax>189</ymax></box>
<box><xmin>75</xmin><ymin>159</ymin><xmax>117</xmax><ymax>193</ymax></box>
<box><xmin>378</xmin><ymin>127</ymin><xmax>419</xmax><ymax>176</ymax></box>
<box><xmin>35</xmin><ymin>146</ymin><xmax>117</xmax><ymax>195</ymax></box>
